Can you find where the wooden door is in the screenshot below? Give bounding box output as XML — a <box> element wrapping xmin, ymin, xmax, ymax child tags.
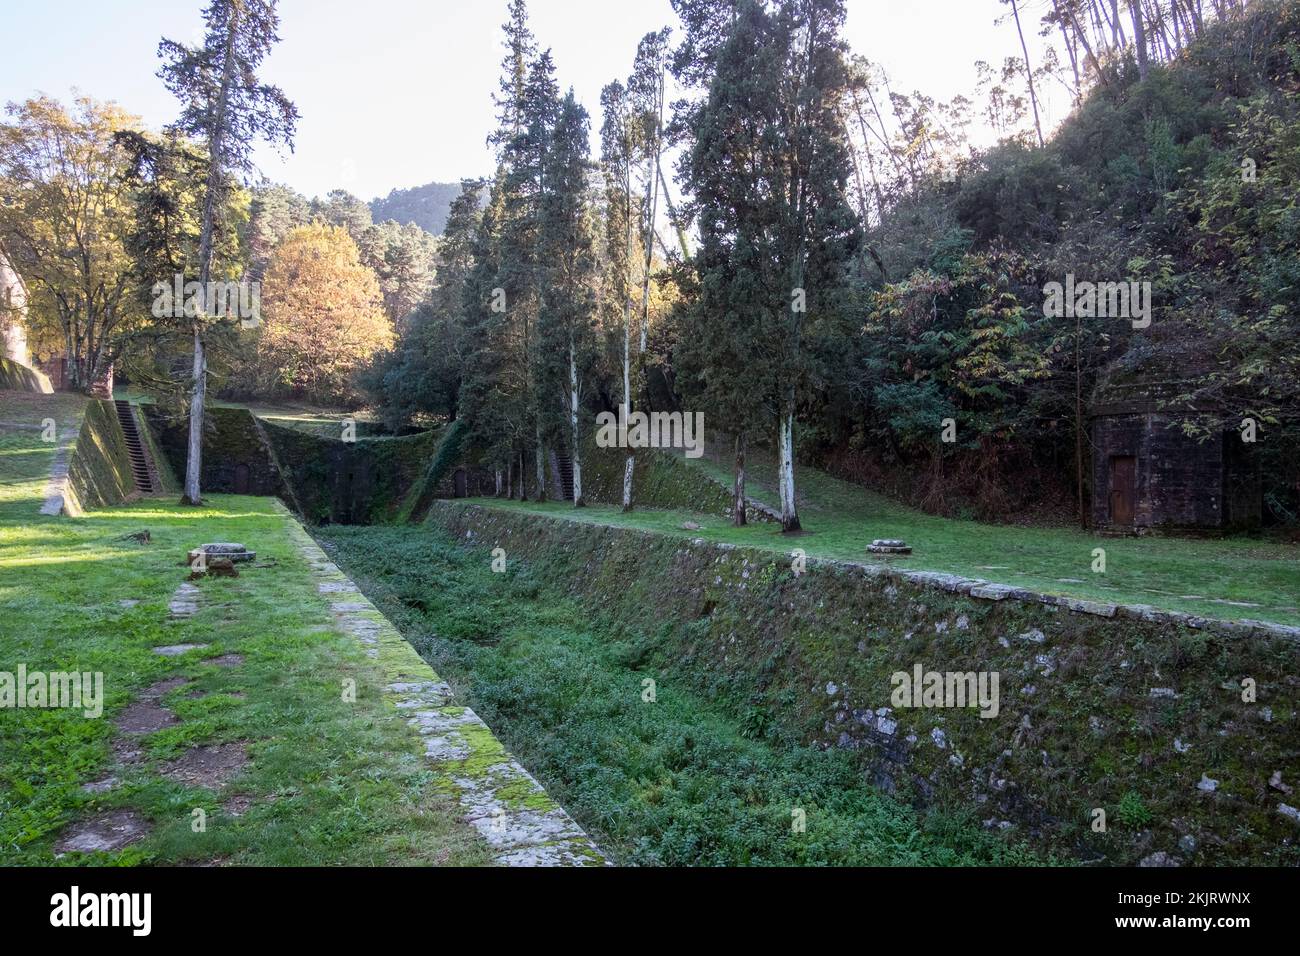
<box><xmin>1109</xmin><ymin>455</ymin><xmax>1136</xmax><ymax>526</ymax></box>
<box><xmin>233</xmin><ymin>463</ymin><xmax>250</xmax><ymax>495</ymax></box>
<box><xmin>454</xmin><ymin>469</ymin><xmax>467</xmax><ymax>499</ymax></box>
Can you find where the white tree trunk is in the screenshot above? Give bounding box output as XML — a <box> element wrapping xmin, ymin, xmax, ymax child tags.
<box><xmin>622</xmin><ymin>315</ymin><xmax>631</xmax><ymax>419</ymax></box>
<box><xmin>182</xmin><ymin>328</ymin><xmax>205</xmax><ymax>505</ymax></box>
<box><xmin>569</xmin><ymin>341</ymin><xmax>583</xmax><ymax>507</ymax></box>
<box><xmin>573</xmin><ymin>453</ymin><xmax>583</xmax><ymax>507</ymax></box>
<box><xmin>639</xmin><ymin>68</ymin><xmax>664</xmax><ymax>355</ymax></box>
<box><xmin>778</xmin><ymin>410</ymin><xmax>800</xmax><ymax>532</ymax></box>
<box><xmin>621</xmin><ymin>299</ymin><xmax>634</xmax><ymax>513</ymax></box>
<box><xmin>183</xmin><ymin>12</ymin><xmax>237</xmax><ymax>506</ymax></box>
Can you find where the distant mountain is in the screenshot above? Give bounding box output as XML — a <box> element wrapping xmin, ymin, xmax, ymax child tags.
<box><xmin>369</xmin><ymin>182</ymin><xmax>464</xmax><ymax>236</ymax></box>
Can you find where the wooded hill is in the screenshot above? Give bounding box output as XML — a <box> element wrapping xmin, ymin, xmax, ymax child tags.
<box><xmin>369</xmin><ymin>181</ymin><xmax>465</xmax><ymax>235</ymax></box>
<box><xmin>373</xmin><ymin>0</ymin><xmax>1300</xmax><ymax>532</ymax></box>
<box><xmin>842</xmin><ymin>0</ymin><xmax>1300</xmax><ymax>524</ymax></box>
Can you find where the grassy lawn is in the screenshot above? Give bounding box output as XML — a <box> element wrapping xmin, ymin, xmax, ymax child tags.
<box><xmin>112</xmin><ymin>387</ymin><xmax>378</xmax><ymax>438</ymax></box>
<box><xmin>316</xmin><ymin>523</ymin><xmax>1047</xmax><ymax>866</ymax></box>
<box><xmin>0</xmin><ymin>390</ymin><xmax>490</xmax><ymax>865</ymax></box>
<box><xmin>472</xmin><ymin>451</ymin><xmax>1300</xmax><ymax>627</ymax></box>
<box><xmin>0</xmin><ymin>391</ymin><xmax>86</xmax><ymax>507</ymax></box>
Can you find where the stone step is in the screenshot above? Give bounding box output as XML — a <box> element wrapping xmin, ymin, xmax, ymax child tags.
<box><xmin>113</xmin><ymin>400</ymin><xmax>158</xmax><ymax>494</ymax></box>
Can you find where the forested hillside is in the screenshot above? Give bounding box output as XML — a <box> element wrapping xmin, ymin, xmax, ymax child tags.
<box><xmin>369</xmin><ymin>0</ymin><xmax>1299</xmax><ymax>533</ymax></box>
<box><xmin>369</xmin><ymin>181</ymin><xmax>464</xmax><ymax>235</ymax></box>
<box><xmin>828</xmin><ymin>1</ymin><xmax>1300</xmax><ymax>524</ymax></box>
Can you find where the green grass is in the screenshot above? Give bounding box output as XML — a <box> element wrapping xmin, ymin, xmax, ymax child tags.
<box><xmin>470</xmin><ymin>450</ymin><xmax>1300</xmax><ymax>627</ymax></box>
<box><xmin>0</xmin><ymin>391</ymin><xmax>86</xmax><ymax>509</ymax></box>
<box><xmin>316</xmin><ymin>522</ymin><xmax>1048</xmax><ymax>866</ymax></box>
<box><xmin>113</xmin><ymin>387</ymin><xmax>377</xmax><ymax>439</ymax></box>
<box><xmin>0</xmin><ymin>389</ymin><xmax>490</xmax><ymax>866</ymax></box>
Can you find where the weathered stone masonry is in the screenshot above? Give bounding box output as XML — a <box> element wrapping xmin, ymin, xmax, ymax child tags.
<box><xmin>428</xmin><ymin>501</ymin><xmax>1299</xmax><ymax>866</ymax></box>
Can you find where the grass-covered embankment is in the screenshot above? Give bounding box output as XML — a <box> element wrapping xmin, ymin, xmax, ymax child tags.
<box><xmin>472</xmin><ymin>480</ymin><xmax>1300</xmax><ymax>628</ymax></box>
<box><xmin>0</xmin><ymin>389</ymin><xmax>490</xmax><ymax>865</ymax></box>
<box><xmin>314</xmin><ymin>521</ymin><xmax>1044</xmax><ymax>866</ymax></box>
<box><xmin>417</xmin><ymin>501</ymin><xmax>1299</xmax><ymax>866</ymax></box>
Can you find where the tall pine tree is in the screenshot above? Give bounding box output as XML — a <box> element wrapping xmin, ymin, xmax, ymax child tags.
<box><xmin>676</xmin><ymin>0</ymin><xmax>859</xmax><ymax>531</ymax></box>
<box><xmin>157</xmin><ymin>0</ymin><xmax>297</xmax><ymax>505</ymax></box>
<box><xmin>538</xmin><ymin>93</ymin><xmax>599</xmax><ymax>507</ymax></box>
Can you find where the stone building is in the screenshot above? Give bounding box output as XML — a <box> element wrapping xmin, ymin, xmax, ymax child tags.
<box><xmin>0</xmin><ymin>242</ymin><xmax>113</xmax><ymax>396</ymax></box>
<box><xmin>1</xmin><ymin>243</ymin><xmax>30</xmax><ymax>367</ymax></box>
<box><xmin>1089</xmin><ymin>359</ymin><xmax>1259</xmax><ymax>533</ymax></box>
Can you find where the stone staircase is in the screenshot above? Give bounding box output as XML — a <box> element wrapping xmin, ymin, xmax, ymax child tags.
<box><xmin>114</xmin><ymin>400</ymin><xmax>158</xmax><ymax>494</ymax></box>
<box><xmin>554</xmin><ymin>452</ymin><xmax>575</xmax><ymax>502</ymax></box>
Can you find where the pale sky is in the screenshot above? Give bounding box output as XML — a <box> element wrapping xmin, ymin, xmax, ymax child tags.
<box><xmin>1</xmin><ymin>0</ymin><xmax>1063</xmax><ymax>202</ymax></box>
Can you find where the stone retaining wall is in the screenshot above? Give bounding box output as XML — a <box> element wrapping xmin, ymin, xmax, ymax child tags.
<box><xmin>427</xmin><ymin>500</ymin><xmax>1300</xmax><ymax>866</ymax></box>
<box><xmin>285</xmin><ymin>507</ymin><xmax>606</xmax><ymax>866</ymax></box>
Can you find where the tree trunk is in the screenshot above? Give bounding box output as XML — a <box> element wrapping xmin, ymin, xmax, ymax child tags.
<box><xmin>518</xmin><ymin>450</ymin><xmax>527</xmax><ymax>501</ymax></box>
<box><xmin>569</xmin><ymin>339</ymin><xmax>584</xmax><ymax>507</ymax></box>
<box><xmin>1010</xmin><ymin>0</ymin><xmax>1046</xmax><ymax>147</ymax></box>
<box><xmin>1130</xmin><ymin>0</ymin><xmax>1150</xmax><ymax>79</ymax></box>
<box><xmin>621</xmin><ymin>454</ymin><xmax>635</xmax><ymax>513</ymax></box>
<box><xmin>639</xmin><ymin>68</ymin><xmax>664</xmax><ymax>356</ymax></box>
<box><xmin>621</xmin><ymin>272</ymin><xmax>635</xmax><ymax>514</ymax></box>
<box><xmin>535</xmin><ymin>427</ymin><xmax>546</xmax><ymax>499</ymax></box>
<box><xmin>1075</xmin><ymin>316</ymin><xmax>1087</xmax><ymax>529</ymax></box>
<box><xmin>182</xmin><ymin>10</ymin><xmax>238</xmax><ymax>506</ymax></box>
<box><xmin>573</xmin><ymin>452</ymin><xmax>584</xmax><ymax>507</ymax></box>
<box><xmin>181</xmin><ymin>327</ymin><xmax>206</xmax><ymax>505</ymax></box>
<box><xmin>1066</xmin><ymin>3</ymin><xmax>1110</xmax><ymax>87</ymax></box>
<box><xmin>733</xmin><ymin>434</ymin><xmax>747</xmax><ymax>527</ymax></box>
<box><xmin>621</xmin><ymin>166</ymin><xmax>636</xmax><ymax>513</ymax></box>
<box><xmin>1054</xmin><ymin>2</ymin><xmax>1083</xmax><ymax>99</ymax></box>
<box><xmin>656</xmin><ymin>162</ymin><xmax>690</xmax><ymax>258</ymax></box>
<box><xmin>777</xmin><ymin>407</ymin><xmax>800</xmax><ymax>533</ymax></box>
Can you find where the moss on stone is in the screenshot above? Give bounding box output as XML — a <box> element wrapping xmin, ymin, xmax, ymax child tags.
<box><xmin>427</xmin><ymin>500</ymin><xmax>1300</xmax><ymax>866</ymax></box>
<box><xmin>67</xmin><ymin>400</ymin><xmax>135</xmax><ymax>510</ymax></box>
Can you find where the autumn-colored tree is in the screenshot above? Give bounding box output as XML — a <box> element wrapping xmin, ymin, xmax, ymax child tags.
<box><xmin>158</xmin><ymin>0</ymin><xmax>297</xmax><ymax>504</ymax></box>
<box><xmin>0</xmin><ymin>96</ymin><xmax>146</xmax><ymax>392</ymax></box>
<box><xmin>258</xmin><ymin>223</ymin><xmax>393</xmax><ymax>404</ymax></box>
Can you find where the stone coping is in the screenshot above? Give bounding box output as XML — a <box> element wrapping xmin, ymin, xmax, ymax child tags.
<box><xmin>279</xmin><ymin>503</ymin><xmax>607</xmax><ymax>867</ymax></box>
<box><xmin>435</xmin><ymin>501</ymin><xmax>1300</xmax><ymax>645</ymax></box>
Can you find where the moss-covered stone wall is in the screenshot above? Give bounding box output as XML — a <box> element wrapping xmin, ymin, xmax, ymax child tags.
<box><xmin>145</xmin><ymin>405</ymin><xmax>286</xmax><ymax>500</ymax></box>
<box><xmin>427</xmin><ymin>501</ymin><xmax>1299</xmax><ymax>866</ymax></box>
<box><xmin>143</xmin><ymin>405</ymin><xmax>441</xmax><ymax>524</ymax></box>
<box><xmin>561</xmin><ymin>436</ymin><xmax>743</xmax><ymax>516</ymax></box>
<box><xmin>260</xmin><ymin>420</ymin><xmax>440</xmax><ymax>525</ymax></box>
<box><xmin>66</xmin><ymin>400</ymin><xmax>136</xmax><ymax>510</ymax></box>
<box><xmin>0</xmin><ymin>356</ymin><xmax>52</xmax><ymax>393</ymax></box>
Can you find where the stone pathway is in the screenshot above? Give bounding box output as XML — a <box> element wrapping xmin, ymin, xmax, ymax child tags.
<box><xmin>54</xmin><ymin>810</ymin><xmax>151</xmax><ymax>855</ymax></box>
<box><xmin>281</xmin><ymin>506</ymin><xmax>606</xmax><ymax>866</ymax></box>
<box><xmin>62</xmin><ymin>662</ymin><xmax>244</xmax><ymax>856</ymax></box>
<box><xmin>38</xmin><ymin>410</ymin><xmax>83</xmax><ymax>516</ymax></box>
<box><xmin>168</xmin><ymin>582</ymin><xmax>202</xmax><ymax>618</ymax></box>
